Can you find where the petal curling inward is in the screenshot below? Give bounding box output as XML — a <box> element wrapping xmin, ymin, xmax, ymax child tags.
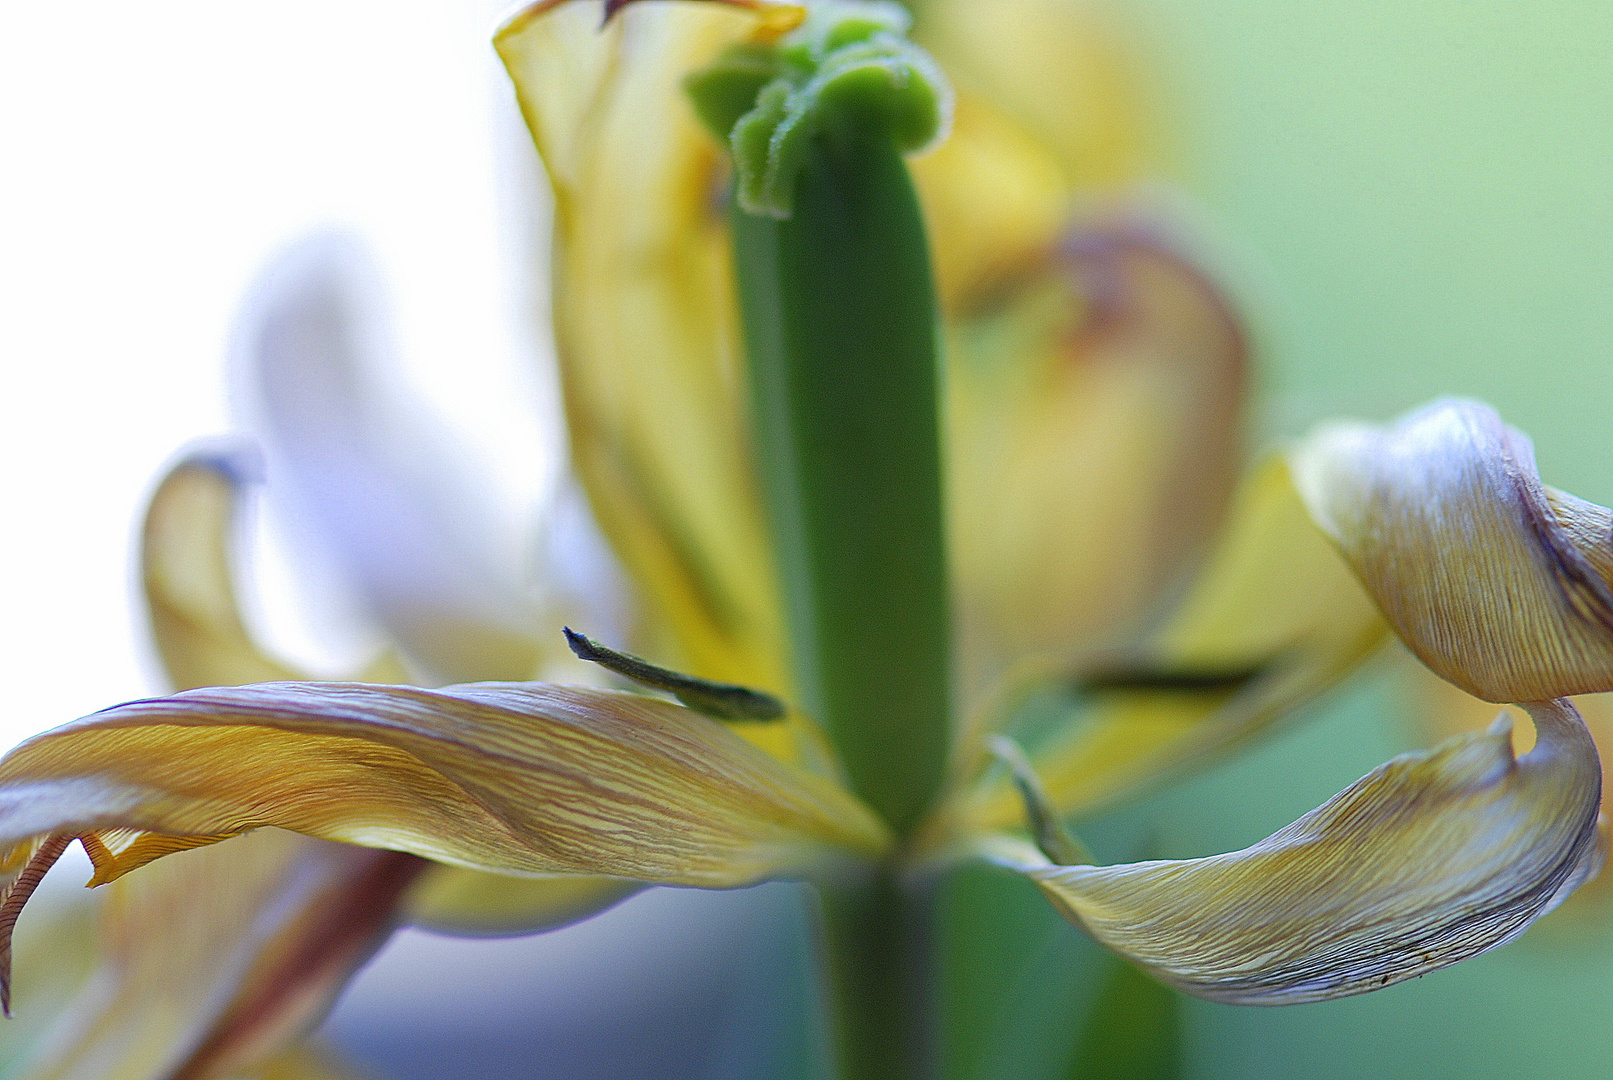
<box><xmin>0</xmin><ymin>682</ymin><xmax>889</xmax><ymax>888</ymax></box>
<box><xmin>1294</xmin><ymin>398</ymin><xmax>1613</xmax><ymax>703</ymax></box>
<box><xmin>945</xmin><ymin>228</ymin><xmax>1247</xmax><ymax>710</ymax></box>
<box><xmin>1023</xmin><ymin>699</ymin><xmax>1603</xmax><ymax>1005</ymax></box>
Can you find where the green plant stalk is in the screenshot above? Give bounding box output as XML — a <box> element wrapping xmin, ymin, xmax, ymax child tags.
<box><xmin>731</xmin><ymin>134</ymin><xmax>951</xmax><ymax>836</ymax></box>
<box><xmin>732</xmin><ymin>130</ymin><xmax>950</xmax><ymax>1080</ymax></box>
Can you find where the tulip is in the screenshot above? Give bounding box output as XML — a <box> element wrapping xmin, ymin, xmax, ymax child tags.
<box><xmin>0</xmin><ymin>3</ymin><xmax>1601</xmax><ymax>1079</ymax></box>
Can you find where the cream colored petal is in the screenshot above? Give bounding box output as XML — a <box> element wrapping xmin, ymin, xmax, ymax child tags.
<box><xmin>1294</xmin><ymin>398</ymin><xmax>1613</xmax><ymax>703</ymax></box>
<box><xmin>11</xmin><ymin>830</ymin><xmax>423</xmax><ymax>1080</ymax></box>
<box><xmin>237</xmin><ymin>234</ymin><xmax>547</xmax><ymax>685</ymax></box>
<box><xmin>142</xmin><ymin>448</ymin><xmax>303</xmax><ymax>691</ymax></box>
<box><xmin>1018</xmin><ymin>698</ymin><xmax>1603</xmax><ymax>1005</ymax></box>
<box><xmin>497</xmin><ymin>2</ymin><xmax>789</xmax><ymax>694</ymax></box>
<box><xmin>946</xmin><ymin>228</ymin><xmax>1248</xmax><ymax>710</ymax></box>
<box><xmin>914</xmin><ymin>0</ymin><xmax>1152</xmax><ymax>192</ymax></box>
<box><xmin>0</xmin><ymin>682</ymin><xmax>888</xmax><ymax>887</ymax></box>
<box><xmin>936</xmin><ymin>457</ymin><xmax>1386</xmax><ymax>842</ymax></box>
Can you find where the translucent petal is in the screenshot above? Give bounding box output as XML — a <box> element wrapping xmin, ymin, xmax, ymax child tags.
<box><xmin>0</xmin><ymin>682</ymin><xmax>889</xmax><ymax>887</ymax></box>
<box><xmin>236</xmin><ymin>234</ymin><xmax>547</xmax><ymax>685</ymax></box>
<box><xmin>1294</xmin><ymin>398</ymin><xmax>1613</xmax><ymax>702</ymax></box>
<box><xmin>1017</xmin><ymin>699</ymin><xmax>1603</xmax><ymax>1004</ymax></box>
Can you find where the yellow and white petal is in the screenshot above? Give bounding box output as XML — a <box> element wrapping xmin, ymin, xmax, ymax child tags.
<box><xmin>236</xmin><ymin>235</ymin><xmax>548</xmax><ymax>685</ymax></box>
<box><xmin>1294</xmin><ymin>398</ymin><xmax>1613</xmax><ymax>703</ymax></box>
<box><xmin>945</xmin><ymin>228</ymin><xmax>1248</xmax><ymax>708</ymax></box>
<box><xmin>0</xmin><ymin>682</ymin><xmax>889</xmax><ymax>888</ymax></box>
<box><xmin>497</xmin><ymin>1</ymin><xmax>791</xmax><ymax>695</ymax></box>
<box><xmin>11</xmin><ymin>830</ymin><xmax>423</xmax><ymax>1080</ymax></box>
<box><xmin>942</xmin><ymin>457</ymin><xmax>1386</xmax><ymax>839</ymax></box>
<box><xmin>1012</xmin><ymin>698</ymin><xmax>1602</xmax><ymax>1004</ymax></box>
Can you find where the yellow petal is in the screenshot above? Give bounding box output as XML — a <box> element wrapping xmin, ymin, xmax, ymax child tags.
<box><xmin>140</xmin><ymin>440</ymin><xmax>661</xmax><ymax>942</ymax></box>
<box><xmin>142</xmin><ymin>449</ymin><xmax>302</xmax><ymax>691</ymax></box>
<box><xmin>911</xmin><ymin>94</ymin><xmax>1069</xmax><ymax>312</ymax></box>
<box><xmin>248</xmin><ymin>1042</ymin><xmax>380</xmax><ymax>1080</ymax></box>
<box><xmin>946</xmin><ymin>229</ymin><xmax>1248</xmax><ymax>708</ymax></box>
<box><xmin>496</xmin><ymin>2</ymin><xmax>790</xmax><ymax>694</ymax></box>
<box><xmin>11</xmin><ymin>830</ymin><xmax>423</xmax><ymax>1080</ymax></box>
<box><xmin>1019</xmin><ymin>698</ymin><xmax>1603</xmax><ymax>1004</ymax></box>
<box><xmin>0</xmin><ymin>682</ymin><xmax>888</xmax><ymax>887</ymax></box>
<box><xmin>940</xmin><ymin>456</ymin><xmax>1385</xmax><ymax>842</ymax></box>
<box><xmin>914</xmin><ymin>0</ymin><xmax>1151</xmax><ymax>192</ymax></box>
<box><xmin>1294</xmin><ymin>398</ymin><xmax>1613</xmax><ymax>703</ymax></box>
<box><xmin>401</xmin><ymin>866</ymin><xmax>641</xmax><ymax>938</ymax></box>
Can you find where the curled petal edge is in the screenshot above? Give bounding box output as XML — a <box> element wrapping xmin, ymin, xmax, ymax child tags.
<box><xmin>984</xmin><ymin>699</ymin><xmax>1603</xmax><ymax>1004</ymax></box>
<box><xmin>1293</xmin><ymin>398</ymin><xmax>1613</xmax><ymax>703</ymax></box>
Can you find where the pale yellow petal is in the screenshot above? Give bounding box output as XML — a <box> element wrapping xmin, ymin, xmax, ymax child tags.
<box><xmin>497</xmin><ymin>2</ymin><xmax>789</xmax><ymax>694</ymax></box>
<box><xmin>911</xmin><ymin>95</ymin><xmax>1069</xmax><ymax>312</ymax></box>
<box><xmin>940</xmin><ymin>457</ymin><xmax>1385</xmax><ymax>843</ymax></box>
<box><xmin>248</xmin><ymin>1042</ymin><xmax>380</xmax><ymax>1080</ymax></box>
<box><xmin>1018</xmin><ymin>698</ymin><xmax>1602</xmax><ymax>1004</ymax></box>
<box><xmin>1294</xmin><ymin>398</ymin><xmax>1613</xmax><ymax>703</ymax></box>
<box><xmin>914</xmin><ymin>0</ymin><xmax>1151</xmax><ymax>191</ymax></box>
<box><xmin>402</xmin><ymin>866</ymin><xmax>640</xmax><ymax>938</ymax></box>
<box><xmin>946</xmin><ymin>230</ymin><xmax>1248</xmax><ymax>709</ymax></box>
<box><xmin>142</xmin><ymin>450</ymin><xmax>302</xmax><ymax>691</ymax></box>
<box><xmin>12</xmin><ymin>830</ymin><xmax>423</xmax><ymax>1080</ymax></box>
<box><xmin>0</xmin><ymin>682</ymin><xmax>888</xmax><ymax>887</ymax></box>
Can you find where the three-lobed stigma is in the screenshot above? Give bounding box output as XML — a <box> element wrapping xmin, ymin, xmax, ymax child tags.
<box><xmin>686</xmin><ymin>0</ymin><xmax>953</xmax><ymax>218</ymax></box>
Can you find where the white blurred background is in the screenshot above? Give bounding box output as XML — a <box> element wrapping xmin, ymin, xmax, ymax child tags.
<box><xmin>0</xmin><ymin>0</ymin><xmax>554</xmax><ymax>743</ymax></box>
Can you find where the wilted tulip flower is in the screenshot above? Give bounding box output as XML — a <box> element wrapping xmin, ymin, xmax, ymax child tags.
<box><xmin>0</xmin><ymin>2</ymin><xmax>1603</xmax><ymax>1078</ymax></box>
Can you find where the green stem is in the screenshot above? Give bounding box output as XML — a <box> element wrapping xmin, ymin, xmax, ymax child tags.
<box><xmin>819</xmin><ymin>874</ymin><xmax>933</xmax><ymax>1080</ymax></box>
<box><xmin>731</xmin><ymin>133</ymin><xmax>951</xmax><ymax>836</ymax></box>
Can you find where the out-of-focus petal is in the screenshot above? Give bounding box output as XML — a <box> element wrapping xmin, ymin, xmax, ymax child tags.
<box><xmin>235</xmin><ymin>234</ymin><xmax>547</xmax><ymax>686</ymax></box>
<box><xmin>402</xmin><ymin>866</ymin><xmax>641</xmax><ymax>938</ymax></box>
<box><xmin>496</xmin><ymin>1</ymin><xmax>790</xmax><ymax>694</ymax></box>
<box><xmin>1010</xmin><ymin>698</ymin><xmax>1603</xmax><ymax>1004</ymax></box>
<box><xmin>11</xmin><ymin>830</ymin><xmax>424</xmax><ymax>1080</ymax></box>
<box><xmin>248</xmin><ymin>1042</ymin><xmax>379</xmax><ymax>1080</ymax></box>
<box><xmin>914</xmin><ymin>0</ymin><xmax>1149</xmax><ymax>192</ymax></box>
<box><xmin>946</xmin><ymin>228</ymin><xmax>1248</xmax><ymax>708</ymax></box>
<box><xmin>1294</xmin><ymin>398</ymin><xmax>1613</xmax><ymax>703</ymax></box>
<box><xmin>911</xmin><ymin>96</ymin><xmax>1068</xmax><ymax>313</ymax></box>
<box><xmin>938</xmin><ymin>457</ymin><xmax>1386</xmax><ymax>840</ymax></box>
<box><xmin>142</xmin><ymin>448</ymin><xmax>303</xmax><ymax>690</ymax></box>
<box><xmin>0</xmin><ymin>682</ymin><xmax>889</xmax><ymax>887</ymax></box>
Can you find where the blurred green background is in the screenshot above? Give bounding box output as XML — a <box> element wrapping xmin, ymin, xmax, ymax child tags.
<box><xmin>953</xmin><ymin>2</ymin><xmax>1613</xmax><ymax>1077</ymax></box>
